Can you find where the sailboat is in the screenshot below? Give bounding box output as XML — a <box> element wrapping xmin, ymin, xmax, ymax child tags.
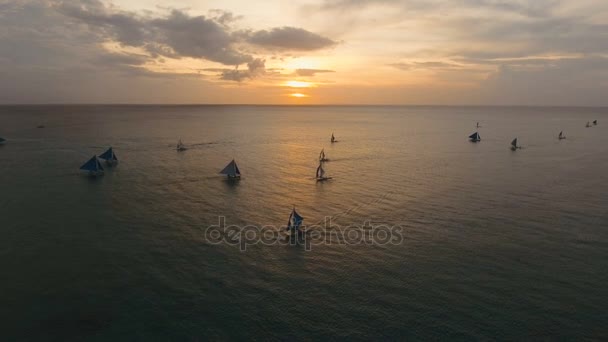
<box><xmin>0</xmin><ymin>137</ymin><xmax>5</xmax><ymax>144</ymax></box>
<box><xmin>80</xmin><ymin>156</ymin><xmax>104</xmax><ymax>177</ymax></box>
<box><xmin>319</xmin><ymin>148</ymin><xmax>329</xmax><ymax>162</ymax></box>
<box><xmin>176</xmin><ymin>139</ymin><xmax>187</xmax><ymax>151</ymax></box>
<box><xmin>510</xmin><ymin>138</ymin><xmax>521</xmax><ymax>151</ymax></box>
<box><xmin>331</xmin><ymin>133</ymin><xmax>337</xmax><ymax>143</ymax></box>
<box><xmin>586</xmin><ymin>121</ymin><xmax>591</xmax><ymax>128</ymax></box>
<box><xmin>316</xmin><ymin>162</ymin><xmax>331</xmax><ymax>181</ymax></box>
<box><xmin>593</xmin><ymin>120</ymin><xmax>598</xmax><ymax>126</ymax></box>
<box><xmin>285</xmin><ymin>206</ymin><xmax>304</xmax><ymax>234</ymax></box>
<box><xmin>558</xmin><ymin>131</ymin><xmax>566</xmax><ymax>140</ymax></box>
<box><xmin>98</xmin><ymin>147</ymin><xmax>118</xmax><ymax>165</ymax></box>
<box><xmin>220</xmin><ymin>159</ymin><xmax>241</xmax><ymax>179</ymax></box>
<box><xmin>469</xmin><ymin>132</ymin><xmax>481</xmax><ymax>142</ymax></box>
<box><xmin>476</xmin><ymin>122</ymin><xmax>480</xmax><ymax>128</ymax></box>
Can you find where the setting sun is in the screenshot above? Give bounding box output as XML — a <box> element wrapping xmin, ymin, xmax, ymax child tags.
<box><xmin>289</xmin><ymin>93</ymin><xmax>309</xmax><ymax>98</ymax></box>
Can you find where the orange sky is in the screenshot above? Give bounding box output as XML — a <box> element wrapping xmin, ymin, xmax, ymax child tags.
<box><xmin>1</xmin><ymin>0</ymin><xmax>608</xmax><ymax>105</ymax></box>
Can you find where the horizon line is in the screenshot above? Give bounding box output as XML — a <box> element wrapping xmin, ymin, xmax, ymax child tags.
<box><xmin>1</xmin><ymin>103</ymin><xmax>607</xmax><ymax>108</ymax></box>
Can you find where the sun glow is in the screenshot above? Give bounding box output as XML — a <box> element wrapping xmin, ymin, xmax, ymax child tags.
<box><xmin>290</xmin><ymin>93</ymin><xmax>309</xmax><ymax>98</ymax></box>
<box><xmin>285</xmin><ymin>80</ymin><xmax>314</xmax><ymax>88</ymax></box>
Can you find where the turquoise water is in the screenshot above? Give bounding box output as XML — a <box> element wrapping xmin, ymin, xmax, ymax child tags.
<box><xmin>1</xmin><ymin>105</ymin><xmax>607</xmax><ymax>340</ymax></box>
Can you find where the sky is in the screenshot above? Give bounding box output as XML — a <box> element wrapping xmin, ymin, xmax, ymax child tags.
<box><xmin>1</xmin><ymin>0</ymin><xmax>607</xmax><ymax>105</ymax></box>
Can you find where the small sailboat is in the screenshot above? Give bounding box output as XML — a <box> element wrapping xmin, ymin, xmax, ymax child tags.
<box><xmin>319</xmin><ymin>148</ymin><xmax>329</xmax><ymax>162</ymax></box>
<box><xmin>220</xmin><ymin>159</ymin><xmax>241</xmax><ymax>179</ymax></box>
<box><xmin>0</xmin><ymin>137</ymin><xmax>5</xmax><ymax>144</ymax></box>
<box><xmin>476</xmin><ymin>122</ymin><xmax>480</xmax><ymax>128</ymax></box>
<box><xmin>586</xmin><ymin>121</ymin><xmax>591</xmax><ymax>128</ymax></box>
<box><xmin>37</xmin><ymin>125</ymin><xmax>45</xmax><ymax>129</ymax></box>
<box><xmin>98</xmin><ymin>147</ymin><xmax>118</xmax><ymax>165</ymax></box>
<box><xmin>593</xmin><ymin>120</ymin><xmax>598</xmax><ymax>126</ymax></box>
<box><xmin>316</xmin><ymin>162</ymin><xmax>331</xmax><ymax>181</ymax></box>
<box><xmin>331</xmin><ymin>132</ymin><xmax>337</xmax><ymax>143</ymax></box>
<box><xmin>176</xmin><ymin>139</ymin><xmax>187</xmax><ymax>151</ymax></box>
<box><xmin>80</xmin><ymin>156</ymin><xmax>104</xmax><ymax>177</ymax></box>
<box><xmin>469</xmin><ymin>132</ymin><xmax>481</xmax><ymax>142</ymax></box>
<box><xmin>510</xmin><ymin>138</ymin><xmax>521</xmax><ymax>151</ymax></box>
<box><xmin>285</xmin><ymin>206</ymin><xmax>304</xmax><ymax>234</ymax></box>
<box><xmin>558</xmin><ymin>131</ymin><xmax>566</xmax><ymax>140</ymax></box>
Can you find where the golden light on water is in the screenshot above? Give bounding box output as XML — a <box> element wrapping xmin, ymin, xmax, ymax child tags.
<box><xmin>285</xmin><ymin>81</ymin><xmax>314</xmax><ymax>88</ymax></box>
<box><xmin>290</xmin><ymin>93</ymin><xmax>309</xmax><ymax>98</ymax></box>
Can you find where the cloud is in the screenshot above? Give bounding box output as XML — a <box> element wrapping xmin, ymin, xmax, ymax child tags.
<box><xmin>390</xmin><ymin>61</ymin><xmax>462</xmax><ymax>71</ymax></box>
<box><xmin>295</xmin><ymin>68</ymin><xmax>335</xmax><ymax>76</ymax></box>
<box><xmin>56</xmin><ymin>2</ymin><xmax>251</xmax><ymax>65</ymax></box>
<box><xmin>56</xmin><ymin>1</ymin><xmax>337</xmax><ymax>65</ymax></box>
<box><xmin>478</xmin><ymin>56</ymin><xmax>608</xmax><ymax>105</ymax></box>
<box><xmin>247</xmin><ymin>27</ymin><xmax>338</xmax><ymax>51</ymax></box>
<box><xmin>312</xmin><ymin>0</ymin><xmax>559</xmax><ymax>17</ymax></box>
<box><xmin>220</xmin><ymin>58</ymin><xmax>266</xmax><ymax>82</ymax></box>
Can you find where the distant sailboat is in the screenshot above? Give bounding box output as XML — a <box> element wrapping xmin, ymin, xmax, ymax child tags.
<box><xmin>80</xmin><ymin>156</ymin><xmax>104</xmax><ymax>177</ymax></box>
<box><xmin>176</xmin><ymin>139</ymin><xmax>187</xmax><ymax>151</ymax></box>
<box><xmin>285</xmin><ymin>206</ymin><xmax>304</xmax><ymax>234</ymax></box>
<box><xmin>593</xmin><ymin>120</ymin><xmax>598</xmax><ymax>126</ymax></box>
<box><xmin>558</xmin><ymin>131</ymin><xmax>566</xmax><ymax>140</ymax></box>
<box><xmin>586</xmin><ymin>121</ymin><xmax>591</xmax><ymax>128</ymax></box>
<box><xmin>319</xmin><ymin>148</ymin><xmax>329</xmax><ymax>162</ymax></box>
<box><xmin>476</xmin><ymin>122</ymin><xmax>480</xmax><ymax>128</ymax></box>
<box><xmin>469</xmin><ymin>132</ymin><xmax>481</xmax><ymax>142</ymax></box>
<box><xmin>0</xmin><ymin>137</ymin><xmax>5</xmax><ymax>144</ymax></box>
<box><xmin>331</xmin><ymin>132</ymin><xmax>337</xmax><ymax>143</ymax></box>
<box><xmin>99</xmin><ymin>147</ymin><xmax>118</xmax><ymax>165</ymax></box>
<box><xmin>316</xmin><ymin>162</ymin><xmax>331</xmax><ymax>181</ymax></box>
<box><xmin>220</xmin><ymin>159</ymin><xmax>241</xmax><ymax>179</ymax></box>
<box><xmin>510</xmin><ymin>138</ymin><xmax>521</xmax><ymax>151</ymax></box>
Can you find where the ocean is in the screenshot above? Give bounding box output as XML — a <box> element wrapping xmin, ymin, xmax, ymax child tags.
<box><xmin>1</xmin><ymin>105</ymin><xmax>607</xmax><ymax>340</ymax></box>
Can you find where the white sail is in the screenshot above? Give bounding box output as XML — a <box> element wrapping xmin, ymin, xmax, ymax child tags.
<box><xmin>319</xmin><ymin>149</ymin><xmax>325</xmax><ymax>161</ymax></box>
<box><xmin>316</xmin><ymin>163</ymin><xmax>325</xmax><ymax>178</ymax></box>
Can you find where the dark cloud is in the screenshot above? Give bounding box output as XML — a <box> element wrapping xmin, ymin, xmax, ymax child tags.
<box><xmin>57</xmin><ymin>3</ymin><xmax>251</xmax><ymax>65</ymax></box>
<box><xmin>52</xmin><ymin>1</ymin><xmax>337</xmax><ymax>72</ymax></box>
<box><xmin>208</xmin><ymin>9</ymin><xmax>243</xmax><ymax>26</ymax></box>
<box><xmin>295</xmin><ymin>68</ymin><xmax>336</xmax><ymax>76</ymax></box>
<box><xmin>149</xmin><ymin>10</ymin><xmax>251</xmax><ymax>65</ymax></box>
<box><xmin>220</xmin><ymin>58</ymin><xmax>266</xmax><ymax>82</ymax></box>
<box><xmin>57</xmin><ymin>0</ymin><xmax>148</xmax><ymax>46</ymax></box>
<box><xmin>247</xmin><ymin>27</ymin><xmax>337</xmax><ymax>51</ymax></box>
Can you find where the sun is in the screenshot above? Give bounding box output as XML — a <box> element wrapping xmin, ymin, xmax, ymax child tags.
<box><xmin>285</xmin><ymin>80</ymin><xmax>314</xmax><ymax>88</ymax></box>
<box><xmin>290</xmin><ymin>93</ymin><xmax>309</xmax><ymax>98</ymax></box>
